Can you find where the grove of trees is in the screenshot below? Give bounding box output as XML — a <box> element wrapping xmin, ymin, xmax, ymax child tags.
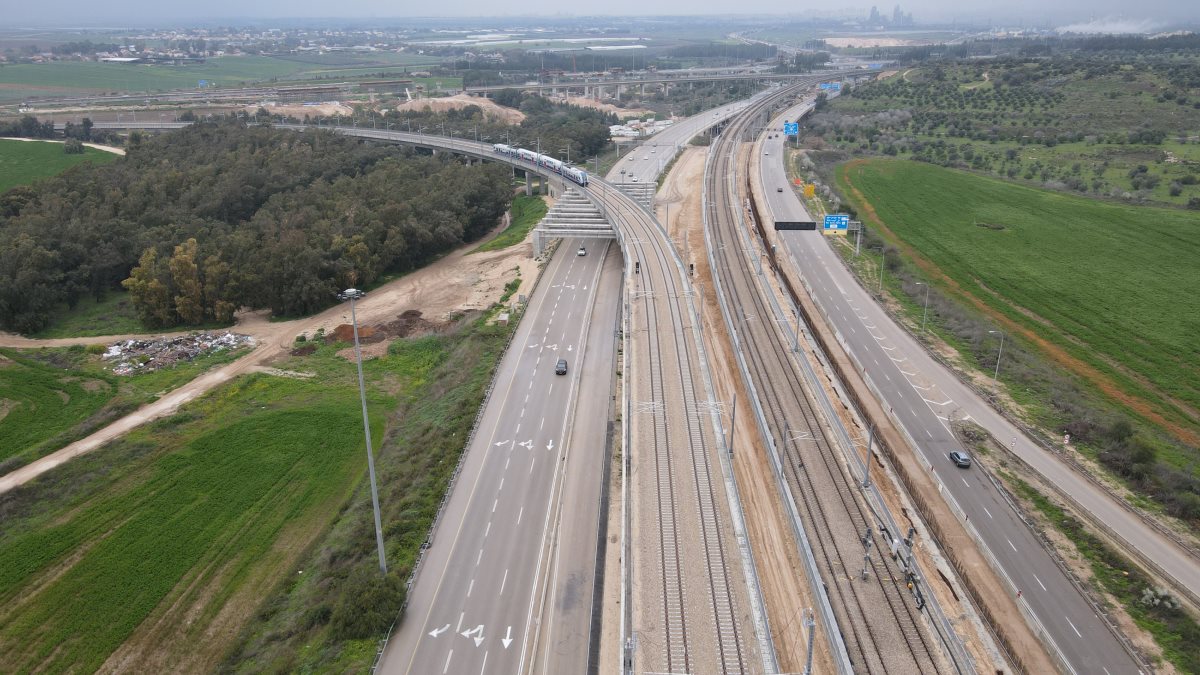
<box><xmin>0</xmin><ymin>121</ymin><xmax>513</xmax><ymax>332</ymax></box>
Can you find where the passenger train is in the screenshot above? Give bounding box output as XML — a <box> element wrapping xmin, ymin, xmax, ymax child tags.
<box><xmin>492</xmin><ymin>143</ymin><xmax>589</xmax><ymax>187</ymax></box>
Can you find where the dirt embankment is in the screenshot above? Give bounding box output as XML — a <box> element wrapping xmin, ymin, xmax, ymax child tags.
<box><xmin>558</xmin><ymin>96</ymin><xmax>653</xmax><ymax>119</ymax></box>
<box><xmin>658</xmin><ymin>146</ymin><xmax>836</xmax><ymax>674</ymax></box>
<box><xmin>384</xmin><ymin>94</ymin><xmax>526</xmax><ymax>124</ymax></box>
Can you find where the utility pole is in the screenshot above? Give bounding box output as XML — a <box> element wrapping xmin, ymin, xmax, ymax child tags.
<box><xmin>338</xmin><ymin>288</ymin><xmax>388</xmax><ymax>575</ymax></box>
<box><xmin>803</xmin><ymin>608</ymin><xmax>816</xmax><ymax>675</ymax></box>
<box><xmin>915</xmin><ymin>282</ymin><xmax>931</xmax><ymax>332</ymax></box>
<box><xmin>727</xmin><ymin>393</ymin><xmax>737</xmax><ymax>456</ymax></box>
<box><xmin>861</xmin><ymin>423</ymin><xmax>874</xmax><ymax>488</ymax></box>
<box><xmin>989</xmin><ymin>330</ymin><xmax>1006</xmax><ymax>385</ymax></box>
<box><xmin>861</xmin><ymin>528</ymin><xmax>873</xmax><ymax>580</ymax></box>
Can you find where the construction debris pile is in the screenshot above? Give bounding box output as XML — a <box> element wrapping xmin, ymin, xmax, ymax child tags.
<box><xmin>103</xmin><ymin>331</ymin><xmax>253</xmax><ymax>375</ymax></box>
<box><xmin>323</xmin><ymin>309</ymin><xmax>440</xmax><ymax>345</ymax></box>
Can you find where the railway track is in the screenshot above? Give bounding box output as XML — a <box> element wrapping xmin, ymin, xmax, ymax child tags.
<box><xmin>704</xmin><ymin>86</ymin><xmax>949</xmax><ymax>675</ymax></box>
<box><xmin>587</xmin><ymin>179</ymin><xmax>750</xmax><ymax>674</ymax></box>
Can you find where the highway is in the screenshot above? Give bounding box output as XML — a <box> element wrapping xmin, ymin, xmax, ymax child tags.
<box><xmin>358</xmin><ymin>98</ymin><xmax>784</xmax><ymax>675</ymax></box>
<box><xmin>705</xmin><ymin>85</ymin><xmax>957</xmax><ymax>674</ymax></box>
<box><xmin>377</xmin><ymin>237</ymin><xmax>616</xmax><ymax>675</ymax></box>
<box><xmin>758</xmin><ymin>103</ymin><xmax>1146</xmax><ymax>673</ymax></box>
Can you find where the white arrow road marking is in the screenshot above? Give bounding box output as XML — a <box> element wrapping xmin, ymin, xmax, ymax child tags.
<box><xmin>567</xmin><ymin>344</ymin><xmax>574</xmax><ymax>352</ymax></box>
<box><xmin>461</xmin><ymin>624</ymin><xmax>486</xmax><ymax>646</ymax></box>
<box><xmin>502</xmin><ymin>626</ymin><xmax>513</xmax><ymax>649</ymax></box>
<box><xmin>429</xmin><ymin>624</ymin><xmax>451</xmax><ymax>638</ymax></box>
<box><xmin>546</xmin><ymin>439</ymin><xmax>554</xmax><ymax>452</ymax></box>
<box><xmin>518</xmin><ymin>439</ymin><xmax>534</xmax><ymax>450</ymax></box>
<box><xmin>544</xmin><ymin>344</ymin><xmax>558</xmax><ymax>351</ymax></box>
<box><xmin>494</xmin><ymin>440</ymin><xmax>513</xmax><ymax>447</ymax></box>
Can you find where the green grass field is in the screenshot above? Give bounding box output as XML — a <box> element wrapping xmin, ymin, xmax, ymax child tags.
<box><xmin>0</xmin><ymin>53</ymin><xmax>443</xmax><ymax>101</ymax></box>
<box><xmin>0</xmin><ymin>344</ymin><xmax>245</xmax><ymax>470</ymax></box>
<box><xmin>0</xmin><ymin>342</ymin><xmax>387</xmax><ymax>672</ymax></box>
<box><xmin>0</xmin><ymin>314</ymin><xmax>511</xmax><ymax>672</ymax></box>
<box><xmin>0</xmin><ymin>138</ymin><xmax>117</xmax><ymax>192</ymax></box>
<box><xmin>836</xmin><ymin>159</ymin><xmax>1200</xmax><ymax>443</ymax></box>
<box><xmin>473</xmin><ymin>194</ymin><xmax>547</xmax><ymax>252</ymax></box>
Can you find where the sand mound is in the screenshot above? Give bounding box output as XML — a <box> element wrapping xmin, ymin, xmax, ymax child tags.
<box><xmin>559</xmin><ymin>96</ymin><xmax>653</xmax><ymax>119</ymax></box>
<box><xmin>389</xmin><ymin>95</ymin><xmax>525</xmax><ymax>124</ymax></box>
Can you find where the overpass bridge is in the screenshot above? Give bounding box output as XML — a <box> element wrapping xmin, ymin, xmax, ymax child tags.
<box><xmin>463</xmin><ymin>70</ymin><xmax>832</xmax><ymax>99</ymax></box>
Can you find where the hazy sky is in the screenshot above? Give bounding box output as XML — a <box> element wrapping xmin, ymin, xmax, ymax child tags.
<box><xmin>7</xmin><ymin>0</ymin><xmax>1196</xmax><ymax>27</ymax></box>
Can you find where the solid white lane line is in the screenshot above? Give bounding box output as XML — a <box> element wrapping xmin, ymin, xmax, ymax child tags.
<box><xmin>443</xmin><ymin>650</ymin><xmax>453</xmax><ymax>674</ymax></box>
<box><xmin>517</xmin><ymin>507</ymin><xmax>524</xmax><ymax>525</ymax></box>
<box><xmin>540</xmin><ymin>417</ymin><xmax>545</xmax><ymax>430</ymax></box>
<box><xmin>529</xmin><ymin>457</ymin><xmax>536</xmax><ymax>474</ymax></box>
<box><xmin>479</xmin><ymin>651</ymin><xmax>488</xmax><ymax>674</ymax></box>
<box><xmin>1065</xmin><ymin>616</ymin><xmax>1082</xmax><ymax>638</ymax></box>
<box><xmin>457</xmin><ymin>612</ymin><xmax>464</xmax><ymax>632</ymax></box>
<box><xmin>500</xmin><ymin>568</ymin><xmax>509</xmax><ymax>595</ymax></box>
<box><xmin>1033</xmin><ymin>574</ymin><xmax>1047</xmax><ymax>592</ymax></box>
<box><xmin>1007</xmin><ymin>538</ymin><xmax>1018</xmax><ymax>552</ymax></box>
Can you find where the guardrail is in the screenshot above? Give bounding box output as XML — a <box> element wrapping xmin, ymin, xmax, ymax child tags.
<box><xmin>738</xmin><ymin>151</ymin><xmax>975</xmax><ymax>672</ymax></box>
<box><xmin>367</xmin><ymin>235</ymin><xmax>558</xmax><ymax>673</ymax></box>
<box><xmin>770</xmin><ymin>225</ymin><xmax>1066</xmax><ymax>674</ymax></box>
<box><xmin>816</xmin><ymin>237</ymin><xmax>1154</xmax><ymax>671</ymax></box>
<box><xmin>701</xmin><ymin>110</ymin><xmax>853</xmax><ymax>675</ymax></box>
<box><xmin>877</xmin><ymin>293</ymin><xmax>1200</xmax><ymax>606</ymax></box>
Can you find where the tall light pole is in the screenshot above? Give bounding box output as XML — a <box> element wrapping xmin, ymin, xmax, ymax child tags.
<box><xmin>871</xmin><ymin>246</ymin><xmax>885</xmax><ymax>293</ymax></box>
<box><xmin>915</xmin><ymin>281</ymin><xmax>930</xmax><ymax>332</ymax></box>
<box><xmin>339</xmin><ymin>288</ymin><xmax>388</xmax><ymax>574</ymax></box>
<box><xmin>988</xmin><ymin>329</ymin><xmax>1006</xmax><ymax>386</ymax></box>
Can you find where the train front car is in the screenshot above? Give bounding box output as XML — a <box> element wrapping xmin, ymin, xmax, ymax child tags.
<box><xmin>562</xmin><ymin>166</ymin><xmax>588</xmax><ymax>187</ymax></box>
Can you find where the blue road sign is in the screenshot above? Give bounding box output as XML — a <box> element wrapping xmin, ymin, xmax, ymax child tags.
<box><xmin>823</xmin><ymin>214</ymin><xmax>850</xmax><ymax>230</ymax></box>
<box><xmin>819</xmin><ymin>82</ymin><xmax>831</xmax><ymax>90</ymax></box>
<box><xmin>783</xmin><ymin>122</ymin><xmax>799</xmax><ymax>136</ymax></box>
<box><xmin>829</xmin><ymin>82</ymin><xmax>841</xmax><ymax>91</ymax></box>
<box><xmin>198</xmin><ymin>79</ymin><xmax>208</xmax><ymax>88</ymax></box>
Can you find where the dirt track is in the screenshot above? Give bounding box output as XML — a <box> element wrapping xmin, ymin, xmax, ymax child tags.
<box><xmin>0</xmin><ymin>211</ymin><xmax>542</xmax><ymax>494</ymax></box>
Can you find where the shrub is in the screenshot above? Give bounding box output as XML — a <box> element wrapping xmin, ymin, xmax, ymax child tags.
<box><xmin>329</xmin><ymin>566</ymin><xmax>407</xmax><ymax>640</ymax></box>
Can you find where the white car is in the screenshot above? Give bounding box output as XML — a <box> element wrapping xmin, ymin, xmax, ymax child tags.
<box><xmin>631</xmin><ymin>175</ymin><xmax>639</xmax><ymax>182</ymax></box>
<box><xmin>577</xmin><ymin>246</ymin><xmax>586</xmax><ymax>256</ymax></box>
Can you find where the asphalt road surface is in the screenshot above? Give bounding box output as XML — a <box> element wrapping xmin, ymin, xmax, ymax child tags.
<box><xmin>758</xmin><ymin>105</ymin><xmax>1145</xmax><ymax>673</ymax></box>
<box><xmin>378</xmin><ymin>237</ymin><xmax>616</xmax><ymax>675</ymax></box>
